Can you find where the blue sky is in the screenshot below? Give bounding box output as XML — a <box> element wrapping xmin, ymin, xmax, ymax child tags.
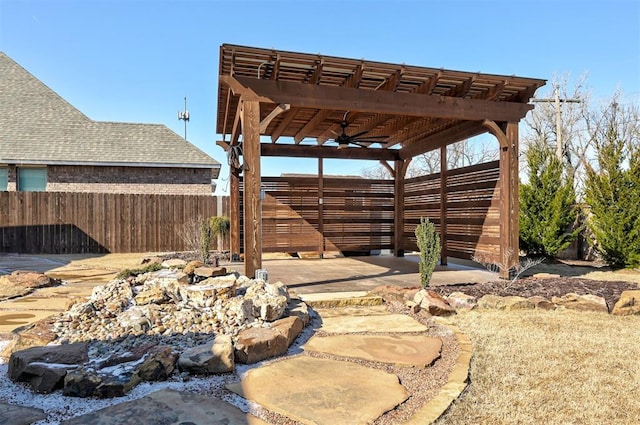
<box><xmin>1</xmin><ymin>0</ymin><xmax>638</xmax><ymax>194</ymax></box>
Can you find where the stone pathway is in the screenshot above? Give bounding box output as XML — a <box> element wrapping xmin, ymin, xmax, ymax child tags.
<box><xmin>0</xmin><ymin>291</ymin><xmax>471</xmax><ymax>424</ymax></box>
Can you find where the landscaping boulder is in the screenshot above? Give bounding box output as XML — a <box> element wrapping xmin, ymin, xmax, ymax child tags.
<box><xmin>8</xmin><ymin>343</ymin><xmax>88</xmax><ymax>393</ymax></box>
<box><xmin>367</xmin><ymin>285</ymin><xmax>420</xmax><ymax>305</ymax></box>
<box><xmin>235</xmin><ymin>327</ymin><xmax>288</xmax><ymax>364</ymax></box>
<box><xmin>161</xmin><ymin>259</ymin><xmax>187</xmax><ymax>269</ymax></box>
<box><xmin>612</xmin><ymin>290</ymin><xmax>640</xmax><ymax>316</ymax></box>
<box><xmin>551</xmin><ymin>293</ymin><xmax>608</xmax><ymax>313</ymax></box>
<box><xmin>528</xmin><ymin>295</ymin><xmax>555</xmax><ymax>310</ymax></box>
<box><xmin>182</xmin><ymin>260</ymin><xmax>205</xmax><ymax>276</ymax></box>
<box><xmin>272</xmin><ymin>316</ymin><xmax>304</xmax><ymax>347</ymax></box>
<box><xmin>286</xmin><ymin>299</ymin><xmax>310</xmax><ymax>326</ymax></box>
<box><xmin>414</xmin><ymin>290</ymin><xmax>456</xmax><ymax>316</ymax></box>
<box><xmin>445</xmin><ymin>292</ymin><xmax>477</xmax><ymax>310</ymax></box>
<box><xmin>0</xmin><ymin>318</ymin><xmax>58</xmax><ymax>361</ymax></box>
<box><xmin>177</xmin><ymin>335</ymin><xmax>234</xmax><ymax>374</ymax></box>
<box><xmin>194</xmin><ymin>266</ymin><xmax>227</xmax><ymax>279</ymax></box>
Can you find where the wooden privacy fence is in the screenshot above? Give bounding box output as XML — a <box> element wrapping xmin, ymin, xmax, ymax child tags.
<box><xmin>0</xmin><ymin>192</ymin><xmax>229</xmax><ymax>254</ymax></box>
<box><xmin>239</xmin><ymin>160</ymin><xmax>501</xmax><ymax>262</ymax></box>
<box><xmin>404</xmin><ymin>160</ymin><xmax>501</xmax><ymax>262</ymax></box>
<box><xmin>240</xmin><ymin>176</ymin><xmax>395</xmax><ymax>254</ymax></box>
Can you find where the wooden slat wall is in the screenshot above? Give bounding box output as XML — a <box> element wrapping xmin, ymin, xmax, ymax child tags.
<box><xmin>0</xmin><ymin>192</ymin><xmax>229</xmax><ymax>254</ymax></box>
<box><xmin>240</xmin><ymin>176</ymin><xmax>395</xmax><ymax>254</ymax></box>
<box><xmin>404</xmin><ymin>160</ymin><xmax>501</xmax><ymax>263</ymax></box>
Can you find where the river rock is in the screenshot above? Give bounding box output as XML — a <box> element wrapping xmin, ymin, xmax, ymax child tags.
<box><xmin>8</xmin><ymin>343</ymin><xmax>88</xmax><ymax>393</ymax></box>
<box><xmin>177</xmin><ymin>335</ymin><xmax>234</xmax><ymax>374</ymax></box>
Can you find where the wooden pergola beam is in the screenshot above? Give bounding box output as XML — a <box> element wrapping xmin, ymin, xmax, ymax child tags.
<box><xmin>241</xmin><ymin>100</ymin><xmax>262</xmax><ymax>278</ymax></box>
<box><xmin>399</xmin><ymin>121</ymin><xmax>487</xmax><ymax>160</ymax></box>
<box><xmin>260</xmin><ymin>143</ymin><xmax>400</xmax><ymax>161</ymax></box>
<box><xmin>223</xmin><ymin>76</ymin><xmax>534</xmax><ymax>122</ymax></box>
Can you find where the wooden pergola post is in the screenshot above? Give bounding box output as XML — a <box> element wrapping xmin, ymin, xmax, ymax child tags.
<box><xmin>394</xmin><ymin>159</ymin><xmax>408</xmax><ymax>257</ymax></box>
<box><xmin>440</xmin><ymin>145</ymin><xmax>448</xmax><ymax>265</ymax></box>
<box><xmin>241</xmin><ymin>100</ymin><xmax>262</xmax><ymax>278</ymax></box>
<box><xmin>318</xmin><ymin>158</ymin><xmax>324</xmax><ymax>258</ymax></box>
<box><xmin>229</xmin><ymin>167</ymin><xmax>241</xmax><ymax>261</ymax></box>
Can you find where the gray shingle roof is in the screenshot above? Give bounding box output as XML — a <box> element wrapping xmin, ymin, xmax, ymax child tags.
<box><xmin>0</xmin><ymin>52</ymin><xmax>220</xmax><ymax>177</ymax></box>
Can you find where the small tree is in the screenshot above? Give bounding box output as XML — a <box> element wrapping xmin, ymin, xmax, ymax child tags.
<box><xmin>209</xmin><ymin>215</ymin><xmax>230</xmax><ymax>251</ymax></box>
<box><xmin>584</xmin><ymin>100</ymin><xmax>640</xmax><ymax>268</ymax></box>
<box><xmin>415</xmin><ymin>217</ymin><xmax>441</xmax><ymax>287</ymax></box>
<box><xmin>519</xmin><ymin>140</ymin><xmax>579</xmax><ymax>257</ymax></box>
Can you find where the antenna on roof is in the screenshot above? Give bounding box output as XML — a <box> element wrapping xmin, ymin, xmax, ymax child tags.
<box><xmin>177</xmin><ymin>97</ymin><xmax>189</xmax><ymax>140</ymax></box>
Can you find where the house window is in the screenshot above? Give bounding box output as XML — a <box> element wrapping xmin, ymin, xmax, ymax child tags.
<box><xmin>18</xmin><ymin>167</ymin><xmax>47</xmax><ymax>192</ymax></box>
<box><xmin>0</xmin><ymin>168</ymin><xmax>7</xmax><ymax>191</ymax></box>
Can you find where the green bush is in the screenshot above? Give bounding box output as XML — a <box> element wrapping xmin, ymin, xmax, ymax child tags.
<box><xmin>519</xmin><ymin>140</ymin><xmax>579</xmax><ymax>257</ymax></box>
<box><xmin>415</xmin><ymin>217</ymin><xmax>441</xmax><ymax>287</ymax></box>
<box><xmin>116</xmin><ymin>262</ymin><xmax>163</xmax><ymax>279</ymax></box>
<box><xmin>584</xmin><ymin>116</ymin><xmax>640</xmax><ymax>268</ymax></box>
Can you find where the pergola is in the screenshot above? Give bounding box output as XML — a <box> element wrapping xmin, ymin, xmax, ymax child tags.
<box><xmin>216</xmin><ymin>44</ymin><xmax>545</xmax><ymax>278</ymax></box>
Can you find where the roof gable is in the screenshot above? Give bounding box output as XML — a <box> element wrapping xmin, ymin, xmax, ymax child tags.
<box><xmin>0</xmin><ymin>52</ymin><xmax>219</xmax><ymax>173</ymax></box>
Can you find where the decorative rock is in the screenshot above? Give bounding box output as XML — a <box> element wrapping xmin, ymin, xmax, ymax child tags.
<box><xmin>414</xmin><ymin>290</ymin><xmax>456</xmax><ymax>316</ymax></box>
<box><xmin>194</xmin><ymin>266</ymin><xmax>227</xmax><ymax>279</ymax></box>
<box><xmin>477</xmin><ymin>294</ymin><xmax>508</xmax><ymax>310</ymax></box>
<box><xmin>183</xmin><ymin>260</ymin><xmax>205</xmax><ymax>275</ymax></box>
<box><xmin>134</xmin><ymin>286</ymin><xmax>167</xmax><ymax>305</ymax></box>
<box><xmin>235</xmin><ymin>327</ymin><xmax>288</xmax><ymax>364</ymax></box>
<box><xmin>117</xmin><ymin>306</ymin><xmax>152</xmax><ymax>333</ymax></box>
<box><xmin>161</xmin><ymin>258</ymin><xmax>187</xmax><ymax>268</ymax></box>
<box><xmin>64</xmin><ymin>368</ymin><xmax>139</xmax><ymax>398</ymax></box>
<box><xmin>367</xmin><ymin>285</ymin><xmax>420</xmax><ymax>304</ymax></box>
<box><xmin>1</xmin><ymin>318</ymin><xmax>57</xmax><ymax>361</ymax></box>
<box><xmin>528</xmin><ymin>295</ymin><xmax>556</xmax><ymax>310</ymax></box>
<box><xmin>551</xmin><ymin>293</ymin><xmax>608</xmax><ymax>313</ymax></box>
<box><xmin>178</xmin><ymin>335</ymin><xmax>234</xmax><ymax>374</ymax></box>
<box><xmin>135</xmin><ymin>345</ymin><xmax>178</xmax><ymax>381</ymax></box>
<box><xmin>8</xmin><ymin>343</ymin><xmax>88</xmax><ymax>393</ymax></box>
<box><xmin>612</xmin><ymin>290</ymin><xmax>640</xmax><ymax>316</ymax></box>
<box><xmin>502</xmin><ymin>296</ymin><xmax>535</xmax><ymax>311</ymax></box>
<box><xmin>286</xmin><ymin>299</ymin><xmax>310</xmax><ymax>326</ymax></box>
<box><xmin>272</xmin><ymin>316</ymin><xmax>304</xmax><ymax>347</ymax></box>
<box><xmin>0</xmin><ymin>271</ymin><xmax>60</xmax><ymax>300</ymax></box>
<box><xmin>445</xmin><ymin>292</ymin><xmax>477</xmax><ymax>310</ymax></box>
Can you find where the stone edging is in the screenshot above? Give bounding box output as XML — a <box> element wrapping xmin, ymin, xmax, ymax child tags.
<box><xmin>402</xmin><ymin>319</ymin><xmax>472</xmax><ymax>425</ymax></box>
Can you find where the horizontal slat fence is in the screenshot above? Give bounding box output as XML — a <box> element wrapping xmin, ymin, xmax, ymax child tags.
<box><xmin>404</xmin><ymin>160</ymin><xmax>501</xmax><ymax>262</ymax></box>
<box><xmin>0</xmin><ymin>192</ymin><xmax>229</xmax><ymax>254</ymax></box>
<box><xmin>240</xmin><ymin>176</ymin><xmax>395</xmax><ymax>254</ymax></box>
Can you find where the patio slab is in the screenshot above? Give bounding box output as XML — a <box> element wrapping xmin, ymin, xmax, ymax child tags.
<box><xmin>319</xmin><ymin>313</ymin><xmax>429</xmax><ymax>334</ymax></box>
<box><xmin>227</xmin><ymin>355</ymin><xmax>408</xmax><ymax>425</ymax></box>
<box><xmin>304</xmin><ymin>334</ymin><xmax>442</xmax><ymax>367</ymax></box>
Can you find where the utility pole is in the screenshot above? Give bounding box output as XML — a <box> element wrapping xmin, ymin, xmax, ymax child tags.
<box><xmin>532</xmin><ymin>85</ymin><xmax>581</xmax><ymax>160</ymax></box>
<box><xmin>178</xmin><ymin>97</ymin><xmax>190</xmax><ymax>140</ymax></box>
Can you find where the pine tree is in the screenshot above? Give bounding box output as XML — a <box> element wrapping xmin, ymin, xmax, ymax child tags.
<box><xmin>584</xmin><ymin>108</ymin><xmax>640</xmax><ymax>268</ymax></box>
<box><xmin>519</xmin><ymin>140</ymin><xmax>579</xmax><ymax>257</ymax></box>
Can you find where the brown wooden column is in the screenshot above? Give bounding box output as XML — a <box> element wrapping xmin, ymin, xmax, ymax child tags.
<box><xmin>318</xmin><ymin>158</ymin><xmax>324</xmax><ymax>258</ymax></box>
<box><xmin>440</xmin><ymin>146</ymin><xmax>448</xmax><ymax>265</ymax></box>
<box><xmin>241</xmin><ymin>100</ymin><xmax>262</xmax><ymax>278</ymax></box>
<box><xmin>497</xmin><ymin>121</ymin><xmax>519</xmax><ymax>278</ymax></box>
<box><xmin>229</xmin><ymin>167</ymin><xmax>241</xmax><ymax>261</ymax></box>
<box><xmin>394</xmin><ymin>159</ymin><xmax>407</xmax><ymax>257</ymax></box>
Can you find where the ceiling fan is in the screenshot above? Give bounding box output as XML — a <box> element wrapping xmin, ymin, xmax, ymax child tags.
<box><xmin>331</xmin><ymin>120</ymin><xmax>388</xmax><ymax>149</ymax></box>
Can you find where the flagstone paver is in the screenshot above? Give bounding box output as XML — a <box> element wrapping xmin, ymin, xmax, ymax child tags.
<box><xmin>61</xmin><ymin>389</ymin><xmax>269</xmax><ymax>425</ymax></box>
<box><xmin>0</xmin><ymin>402</ymin><xmax>46</xmax><ymax>425</ymax></box>
<box><xmin>227</xmin><ymin>355</ymin><xmax>409</xmax><ymax>425</ymax></box>
<box><xmin>303</xmin><ymin>334</ymin><xmax>442</xmax><ymax>367</ymax></box>
<box><xmin>319</xmin><ymin>313</ymin><xmax>429</xmax><ymax>333</ymax></box>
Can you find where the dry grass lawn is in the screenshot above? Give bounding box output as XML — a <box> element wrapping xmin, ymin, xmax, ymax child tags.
<box><xmin>436</xmin><ymin>309</ymin><xmax>640</xmax><ymax>424</ymax></box>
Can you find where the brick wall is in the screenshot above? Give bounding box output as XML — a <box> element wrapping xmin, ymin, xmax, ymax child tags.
<box><xmin>5</xmin><ymin>164</ymin><xmax>214</xmax><ymax>195</ymax></box>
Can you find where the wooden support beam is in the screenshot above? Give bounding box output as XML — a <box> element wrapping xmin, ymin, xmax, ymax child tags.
<box><xmin>394</xmin><ymin>159</ymin><xmax>408</xmax><ymax>257</ymax></box>
<box><xmin>230</xmin><ymin>167</ymin><xmax>240</xmax><ymax>261</ymax></box>
<box><xmin>440</xmin><ymin>145</ymin><xmax>448</xmax><ymax>265</ymax></box>
<box><xmin>231</xmin><ymin>101</ymin><xmax>242</xmax><ymax>145</ymax></box>
<box><xmin>318</xmin><ymin>158</ymin><xmax>324</xmax><ymax>258</ymax></box>
<box><xmin>270</xmin><ymin>107</ymin><xmax>299</xmax><ymax>142</ymax></box>
<box><xmin>482</xmin><ymin>119</ymin><xmax>509</xmax><ymax>148</ymax></box>
<box><xmin>399</xmin><ymin>121</ymin><xmax>487</xmax><ymax>160</ymax></box>
<box><xmin>260</xmin><ymin>103</ymin><xmax>290</xmax><ymax>133</ymax></box>
<box><xmin>260</xmin><ymin>143</ymin><xmax>400</xmax><ymax>161</ymax></box>
<box><xmin>241</xmin><ymin>100</ymin><xmax>262</xmax><ymax>278</ymax></box>
<box><xmin>379</xmin><ymin>160</ymin><xmax>394</xmax><ymax>178</ymax></box>
<box><xmin>497</xmin><ymin>121</ymin><xmax>519</xmax><ymax>278</ymax></box>
<box><xmin>231</xmin><ymin>76</ymin><xmax>534</xmax><ymax>122</ymax></box>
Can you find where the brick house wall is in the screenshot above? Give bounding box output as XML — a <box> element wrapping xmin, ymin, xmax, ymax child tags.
<box><xmin>4</xmin><ymin>165</ymin><xmax>214</xmax><ymax>195</ymax></box>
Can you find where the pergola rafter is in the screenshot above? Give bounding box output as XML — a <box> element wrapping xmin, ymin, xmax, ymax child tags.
<box><xmin>216</xmin><ymin>44</ymin><xmax>545</xmax><ymax>278</ymax></box>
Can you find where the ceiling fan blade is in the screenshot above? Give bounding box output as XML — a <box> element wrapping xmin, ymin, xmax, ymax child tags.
<box><xmin>349</xmin><ymin>131</ymin><xmax>369</xmax><ymax>139</ymax></box>
<box><xmin>352</xmin><ymin>135</ymin><xmax>388</xmax><ymax>141</ymax></box>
